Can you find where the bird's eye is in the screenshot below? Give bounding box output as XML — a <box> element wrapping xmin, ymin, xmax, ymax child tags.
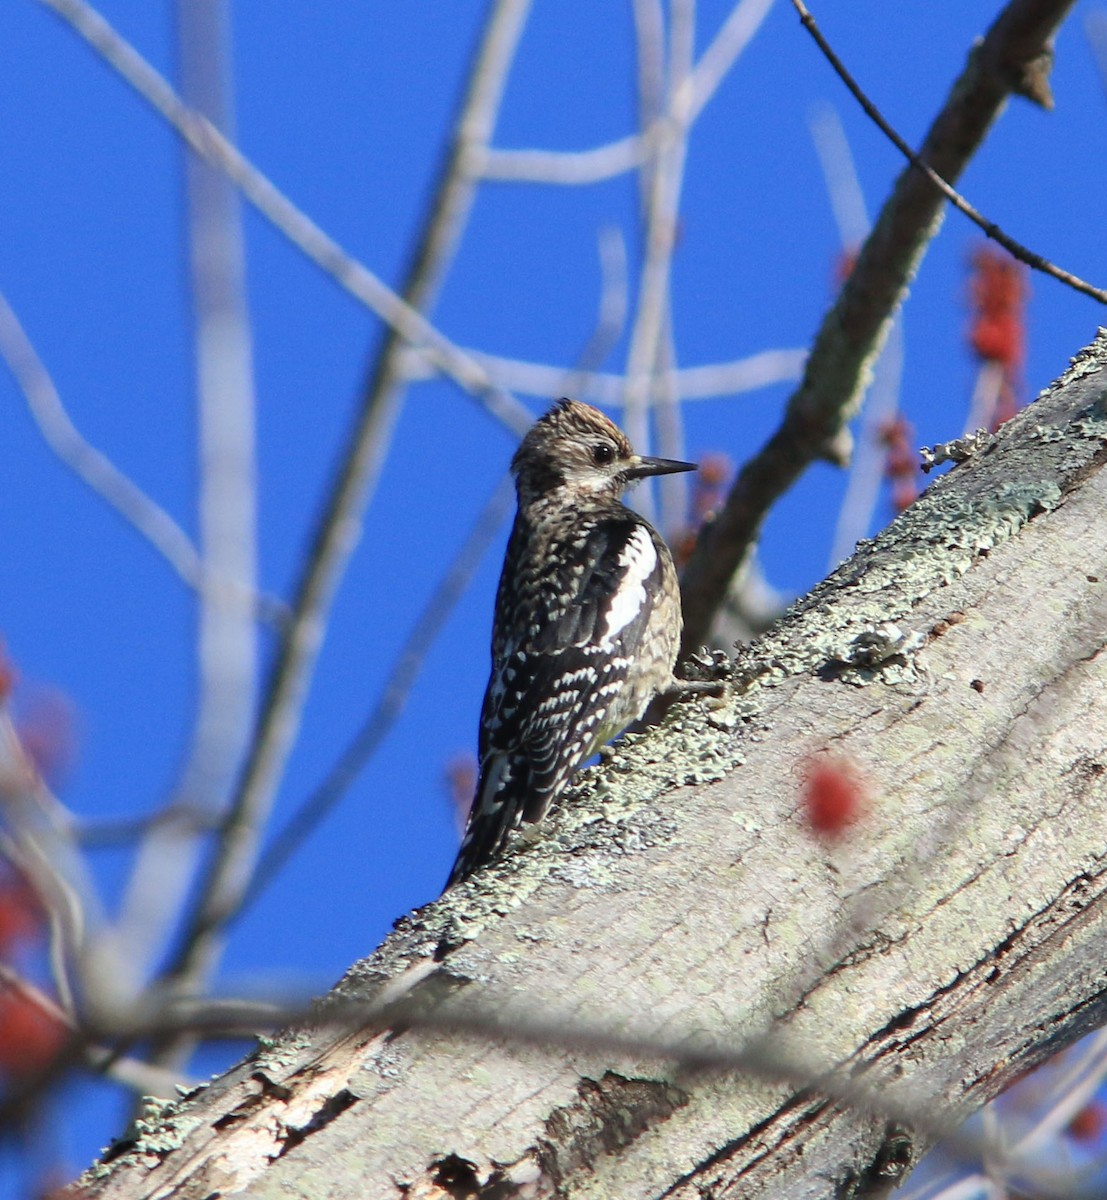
<box><xmin>591</xmin><ymin>442</ymin><xmax>615</xmax><ymax>466</ymax></box>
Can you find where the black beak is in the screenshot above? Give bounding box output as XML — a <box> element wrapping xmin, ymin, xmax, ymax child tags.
<box><xmin>624</xmin><ymin>454</ymin><xmax>698</xmax><ymax>481</ymax></box>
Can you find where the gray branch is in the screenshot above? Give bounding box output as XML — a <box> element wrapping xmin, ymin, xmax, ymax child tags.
<box><xmin>678</xmin><ymin>0</ymin><xmax>1080</xmax><ymax>656</ymax></box>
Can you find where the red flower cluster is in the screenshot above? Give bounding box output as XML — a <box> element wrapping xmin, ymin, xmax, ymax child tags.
<box><xmin>968</xmin><ymin>245</ymin><xmax>1026</xmax><ymax>429</ymax></box>
<box><xmin>0</xmin><ymin>871</ymin><xmax>65</xmax><ymax>1081</ymax></box>
<box><xmin>877</xmin><ymin>414</ymin><xmax>919</xmax><ymax>513</ymax></box>
<box><xmin>0</xmin><ymin>987</ymin><xmax>66</xmax><ymax>1080</ymax></box>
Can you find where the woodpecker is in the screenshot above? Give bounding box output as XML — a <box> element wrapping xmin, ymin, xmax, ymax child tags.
<box><xmin>445</xmin><ymin>398</ymin><xmax>696</xmax><ymax>889</ymax></box>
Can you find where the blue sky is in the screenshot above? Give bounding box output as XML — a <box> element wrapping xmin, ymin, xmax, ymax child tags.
<box><xmin>1</xmin><ymin>0</ymin><xmax>1106</xmax><ymax>1184</ymax></box>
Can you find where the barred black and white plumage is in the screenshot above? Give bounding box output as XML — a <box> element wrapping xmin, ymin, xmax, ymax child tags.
<box><xmin>445</xmin><ymin>399</ymin><xmax>695</xmax><ymax>889</ymax></box>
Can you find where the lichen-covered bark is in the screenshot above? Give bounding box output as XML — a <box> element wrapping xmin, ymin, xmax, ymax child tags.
<box><xmin>81</xmin><ymin>331</ymin><xmax>1107</xmax><ymax>1199</ymax></box>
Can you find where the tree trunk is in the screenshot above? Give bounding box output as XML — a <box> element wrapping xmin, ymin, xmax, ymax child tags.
<box><xmin>82</xmin><ymin>331</ymin><xmax>1107</xmax><ymax>1199</ymax></box>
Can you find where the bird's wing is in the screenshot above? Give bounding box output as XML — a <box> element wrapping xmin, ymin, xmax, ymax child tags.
<box><xmin>447</xmin><ymin>518</ymin><xmax>668</xmax><ymax>887</ymax></box>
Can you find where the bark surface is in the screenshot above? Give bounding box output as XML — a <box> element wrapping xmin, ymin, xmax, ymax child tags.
<box><xmin>83</xmin><ymin>332</ymin><xmax>1107</xmax><ymax>1199</ymax></box>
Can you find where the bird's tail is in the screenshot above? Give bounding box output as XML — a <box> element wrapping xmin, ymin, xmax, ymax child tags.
<box><xmin>443</xmin><ymin>755</ymin><xmax>530</xmax><ymax>890</ymax></box>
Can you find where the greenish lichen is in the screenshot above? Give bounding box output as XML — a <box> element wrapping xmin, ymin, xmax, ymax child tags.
<box><xmin>86</xmin><ymin>1095</ymin><xmax>205</xmax><ymax>1179</ymax></box>
<box><xmin>1045</xmin><ymin>327</ymin><xmax>1107</xmax><ymax>393</ymax></box>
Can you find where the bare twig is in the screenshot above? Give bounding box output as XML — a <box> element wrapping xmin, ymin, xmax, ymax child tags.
<box><xmin>475</xmin><ymin>135</ymin><xmax>652</xmax><ymax>184</ymax></box>
<box><xmin>0</xmin><ymin>287</ymin><xmax>203</xmax><ymax>594</ymax></box>
<box><xmin>628</xmin><ymin>0</ymin><xmax>778</xmax><ymax>537</ymax></box>
<box><xmin>808</xmin><ymin>102</ymin><xmax>870</xmax><ymax>253</ymax></box>
<box><xmin>895</xmin><ymin>1174</ymin><xmax>1001</xmax><ymax>1200</ymax></box>
<box><xmin>36</xmin><ymin>0</ymin><xmax>534</xmax><ymax>436</ymax></box>
<box><xmin>648</xmin><ymin>2</ymin><xmax>695</xmax><ymax>537</ymax></box>
<box><xmin>792</xmin><ymin>0</ymin><xmax>1106</xmax><ymax>305</ymax></box>
<box><xmin>812</xmin><ymin>103</ymin><xmax>908</xmax><ymax>569</ymax></box>
<box><xmin>623</xmin><ymin>0</ymin><xmax>775</xmax><ymax>523</ymax></box>
<box><xmin>115</xmin><ymin>0</ymin><xmax>262</xmax><ymax>985</ymax></box>
<box><xmin>470</xmin><ymin>0</ymin><xmax>779</xmax><ymax>187</ymax></box>
<box><xmin>653</xmin><ymin>325</ymin><xmax>691</xmax><ymax>538</ymax></box>
<box><xmin>1088</xmin><ymin>9</ymin><xmax>1107</xmax><ymax>99</ymax></box>
<box><xmin>684</xmin><ymin>0</ymin><xmax>777</xmax><ymax>120</ymax></box>
<box><xmin>174</xmin><ymin>0</ymin><xmax>260</xmax><ymax>823</ymax></box>
<box><xmin>679</xmin><ymin>0</ymin><xmax>1082</xmax><ymax>655</ymax></box>
<box><xmin>670</xmin><ymin>349</ymin><xmax>809</xmax><ymax>398</ymax></box>
<box><xmin>398</xmin><ymin>344</ymin><xmax>808</xmax><ymax>404</ymax></box>
<box><xmin>827</xmin><ymin>320</ymin><xmax>906</xmax><ymax>568</ymax></box>
<box><xmin>239</xmin><ymin>475</ymin><xmax>516</xmax><ymax>914</ymax></box>
<box><xmin>622</xmin><ymin>0</ymin><xmax>694</xmax><ymax>483</ymax></box>
<box><xmin>158</xmin><ymin>0</ymin><xmax>533</xmax><ymax>1002</ymax></box>
<box><xmin>632</xmin><ymin>0</ymin><xmax>666</xmax><ymax>145</ymax></box>
<box><xmin>560</xmin><ymin>226</ymin><xmax>630</xmax><ymax>392</ymax></box>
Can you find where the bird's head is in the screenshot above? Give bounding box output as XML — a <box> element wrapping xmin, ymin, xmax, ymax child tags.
<box><xmin>511</xmin><ymin>399</ymin><xmax>696</xmax><ymax>503</ymax></box>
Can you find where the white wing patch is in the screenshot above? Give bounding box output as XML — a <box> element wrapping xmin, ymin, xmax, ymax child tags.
<box><xmin>598</xmin><ymin>526</ymin><xmax>657</xmax><ymax>648</ymax></box>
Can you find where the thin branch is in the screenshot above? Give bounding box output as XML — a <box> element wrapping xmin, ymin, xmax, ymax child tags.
<box><xmin>812</xmin><ymin>103</ymin><xmax>908</xmax><ymax>569</ymax></box>
<box><xmin>115</xmin><ymin>0</ymin><xmax>262</xmax><ymax>986</ymax></box>
<box><xmin>475</xmin><ymin>134</ymin><xmax>652</xmax><ymax>184</ymax></box>
<box><xmin>0</xmin><ymin>287</ymin><xmax>203</xmax><ymax>595</ymax></box>
<box><xmin>679</xmin><ymin>0</ymin><xmax>1082</xmax><ymax>656</ymax></box>
<box><xmin>896</xmin><ymin>1176</ymin><xmax>999</xmax><ymax>1200</ymax></box>
<box><xmin>827</xmin><ymin>318</ymin><xmax>906</xmax><ymax>568</ymax></box>
<box><xmin>622</xmin><ymin>0</ymin><xmax>776</xmax><ymax>520</ymax></box>
<box><xmin>239</xmin><ymin>474</ymin><xmax>516</xmax><ymax>915</ymax></box>
<box><xmin>649</xmin><ymin>1</ymin><xmax>695</xmax><ymax>537</ymax></box>
<box><xmin>653</xmin><ymin>321</ymin><xmax>691</xmax><ymax>539</ymax></box>
<box><xmin>362</xmin><ymin>1003</ymin><xmax>968</xmax><ymax>1173</ymax></box>
<box><xmin>398</xmin><ymin>344</ymin><xmax>808</xmax><ymax>404</ymax></box>
<box><xmin>808</xmin><ymin>101</ymin><xmax>870</xmax><ymax>249</ymax></box>
<box><xmin>157</xmin><ymin>0</ymin><xmax>533</xmax><ymax>1000</ymax></box>
<box><xmin>175</xmin><ymin>0</ymin><xmax>260</xmax><ymax>814</ymax></box>
<box><xmin>561</xmin><ymin>225</ymin><xmax>630</xmax><ymax>389</ymax></box>
<box><xmin>0</xmin><ymin>714</ymin><xmax>164</xmax><ymax>1035</ymax></box>
<box><xmin>792</xmin><ymin>0</ymin><xmax>1107</xmax><ymax>305</ymax></box>
<box><xmin>474</xmin><ymin>0</ymin><xmax>780</xmax><ymax>186</ymax></box>
<box><xmin>73</xmin><ymin>805</ymin><xmax>219</xmax><ymax>849</ymax></box>
<box><xmin>622</xmin><ymin>0</ymin><xmax>693</xmax><ymax>480</ymax></box>
<box><xmin>632</xmin><ymin>0</ymin><xmax>666</xmax><ymax>142</ymax></box>
<box><xmin>684</xmin><ymin>0</ymin><xmax>777</xmax><ymax>121</ymax></box>
<box><xmin>643</xmin><ymin>0</ymin><xmax>782</xmax><ymax>535</ymax></box>
<box><xmin>669</xmin><ymin>348</ymin><xmax>808</xmax><ymax>399</ymax></box>
<box><xmin>36</xmin><ymin>0</ymin><xmax>534</xmax><ymax>437</ymax></box>
<box><xmin>1088</xmin><ymin>9</ymin><xmax>1107</xmax><ymax>99</ymax></box>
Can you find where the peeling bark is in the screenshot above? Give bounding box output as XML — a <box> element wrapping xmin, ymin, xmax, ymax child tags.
<box><xmin>80</xmin><ymin>331</ymin><xmax>1107</xmax><ymax>1198</ymax></box>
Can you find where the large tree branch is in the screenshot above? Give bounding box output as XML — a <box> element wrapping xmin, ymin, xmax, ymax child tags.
<box><xmin>678</xmin><ymin>0</ymin><xmax>1080</xmax><ymax>656</ymax></box>
<box><xmin>77</xmin><ymin>334</ymin><xmax>1107</xmax><ymax>1197</ymax></box>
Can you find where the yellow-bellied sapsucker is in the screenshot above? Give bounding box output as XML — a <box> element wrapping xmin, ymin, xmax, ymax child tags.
<box><xmin>445</xmin><ymin>399</ymin><xmax>695</xmax><ymax>889</ymax></box>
